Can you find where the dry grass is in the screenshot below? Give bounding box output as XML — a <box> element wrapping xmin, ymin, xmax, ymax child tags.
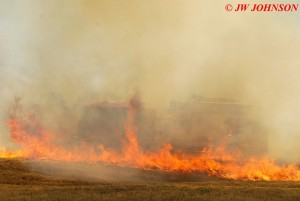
<box><xmin>0</xmin><ymin>159</ymin><xmax>299</xmax><ymax>201</ymax></box>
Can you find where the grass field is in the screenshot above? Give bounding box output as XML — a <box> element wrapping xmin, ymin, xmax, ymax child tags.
<box><xmin>0</xmin><ymin>159</ymin><xmax>300</xmax><ymax>201</ymax></box>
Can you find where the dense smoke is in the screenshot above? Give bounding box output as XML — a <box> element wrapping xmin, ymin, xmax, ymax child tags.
<box><xmin>1</xmin><ymin>0</ymin><xmax>300</xmax><ymax>162</ymax></box>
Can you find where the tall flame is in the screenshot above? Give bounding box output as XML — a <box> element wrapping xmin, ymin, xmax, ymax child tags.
<box><xmin>1</xmin><ymin>100</ymin><xmax>300</xmax><ymax>181</ymax></box>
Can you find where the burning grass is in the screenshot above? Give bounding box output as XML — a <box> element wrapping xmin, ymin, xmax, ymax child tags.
<box><xmin>0</xmin><ymin>98</ymin><xmax>300</xmax><ymax>181</ymax></box>
<box><xmin>2</xmin><ymin>101</ymin><xmax>300</xmax><ymax>181</ymax></box>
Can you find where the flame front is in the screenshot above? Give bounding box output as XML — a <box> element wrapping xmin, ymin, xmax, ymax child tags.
<box><xmin>1</xmin><ymin>104</ymin><xmax>300</xmax><ymax>181</ymax></box>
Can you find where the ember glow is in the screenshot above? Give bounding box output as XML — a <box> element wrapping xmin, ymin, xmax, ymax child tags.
<box><xmin>1</xmin><ymin>101</ymin><xmax>300</xmax><ymax>181</ymax></box>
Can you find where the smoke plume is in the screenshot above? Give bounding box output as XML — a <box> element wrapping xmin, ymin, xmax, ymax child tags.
<box><xmin>1</xmin><ymin>0</ymin><xmax>300</xmax><ymax>162</ymax></box>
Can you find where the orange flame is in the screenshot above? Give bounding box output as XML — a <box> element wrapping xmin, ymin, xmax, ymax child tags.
<box><xmin>0</xmin><ymin>146</ymin><xmax>24</xmax><ymax>158</ymax></box>
<box><xmin>1</xmin><ymin>103</ymin><xmax>300</xmax><ymax>181</ymax></box>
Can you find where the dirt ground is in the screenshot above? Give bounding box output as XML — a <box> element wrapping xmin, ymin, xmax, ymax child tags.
<box><xmin>0</xmin><ymin>159</ymin><xmax>299</xmax><ymax>201</ymax></box>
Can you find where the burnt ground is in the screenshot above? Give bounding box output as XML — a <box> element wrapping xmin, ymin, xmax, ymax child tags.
<box><xmin>0</xmin><ymin>158</ymin><xmax>299</xmax><ymax>201</ymax></box>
